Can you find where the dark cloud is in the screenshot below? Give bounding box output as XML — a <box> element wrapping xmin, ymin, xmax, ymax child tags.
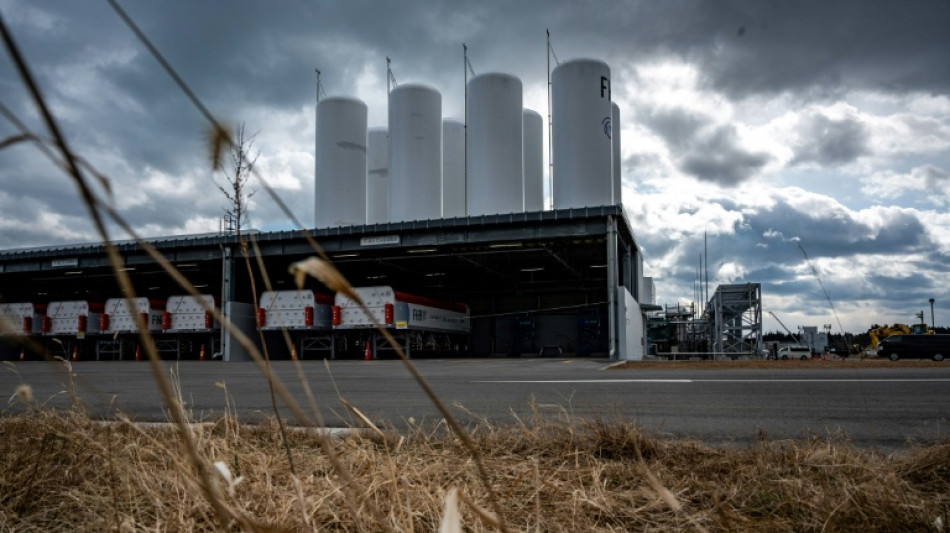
<box><xmin>690</xmin><ymin>0</ymin><xmax>950</xmax><ymax>99</ymax></box>
<box><xmin>641</xmin><ymin>107</ymin><xmax>771</xmax><ymax>185</ymax></box>
<box><xmin>2</xmin><ymin>0</ymin><xmax>949</xmax><ymax>332</ymax></box>
<box><xmin>792</xmin><ymin>113</ymin><xmax>869</xmax><ymax>166</ymax></box>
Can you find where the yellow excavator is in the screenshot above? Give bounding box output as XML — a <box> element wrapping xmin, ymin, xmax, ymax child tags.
<box><xmin>865</xmin><ymin>322</ymin><xmax>933</xmax><ymax>351</ymax></box>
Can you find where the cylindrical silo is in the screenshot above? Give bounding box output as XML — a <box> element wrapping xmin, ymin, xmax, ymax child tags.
<box><xmin>389</xmin><ymin>84</ymin><xmax>442</xmax><ymax>223</ymax></box>
<box><xmin>552</xmin><ymin>59</ymin><xmax>612</xmax><ymax>209</ymax></box>
<box><xmin>315</xmin><ymin>96</ymin><xmax>367</xmax><ymax>228</ymax></box>
<box><xmin>442</xmin><ymin>119</ymin><xmax>465</xmax><ymax>218</ymax></box>
<box><xmin>466</xmin><ymin>73</ymin><xmax>523</xmax><ymax>216</ymax></box>
<box><xmin>366</xmin><ymin>127</ymin><xmax>389</xmax><ymax>224</ymax></box>
<box><xmin>611</xmin><ymin>102</ymin><xmax>621</xmax><ymax>205</ymax></box>
<box><xmin>523</xmin><ymin>109</ymin><xmax>544</xmax><ymax>212</ymax></box>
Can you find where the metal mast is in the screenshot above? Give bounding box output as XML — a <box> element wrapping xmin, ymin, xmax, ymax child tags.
<box><xmin>546</xmin><ymin>29</ymin><xmax>553</xmax><ymax>209</ymax></box>
<box><xmin>386</xmin><ymin>57</ymin><xmax>397</xmax><ymax>94</ymax></box>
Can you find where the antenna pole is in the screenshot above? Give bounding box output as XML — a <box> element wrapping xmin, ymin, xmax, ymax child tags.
<box><xmin>386</xmin><ymin>56</ymin><xmax>393</xmax><ymax>94</ymax></box>
<box><xmin>463</xmin><ymin>43</ymin><xmax>468</xmax><ymax>216</ymax></box>
<box><xmin>704</xmin><ymin>231</ymin><xmax>709</xmax><ymax>313</ymax></box>
<box><xmin>315</xmin><ymin>68</ymin><xmax>322</xmax><ymax>102</ymax></box>
<box><xmin>546</xmin><ymin>29</ymin><xmax>554</xmax><ymax>210</ymax></box>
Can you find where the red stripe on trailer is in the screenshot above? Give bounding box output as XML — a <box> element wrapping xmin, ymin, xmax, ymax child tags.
<box><xmin>86</xmin><ymin>302</ymin><xmax>105</xmax><ymax>313</ymax></box>
<box><xmin>331</xmin><ymin>305</ymin><xmax>341</xmax><ymax>326</ymax></box>
<box><xmin>41</xmin><ymin>316</ymin><xmax>51</xmax><ymax>333</ymax></box>
<box><xmin>314</xmin><ymin>293</ymin><xmax>334</xmax><ymax>305</ymax></box>
<box><xmin>99</xmin><ymin>314</ymin><xmax>110</xmax><ymax>332</ymax></box>
<box><xmin>256</xmin><ymin>308</ymin><xmax>266</xmax><ymax>328</ymax></box>
<box><xmin>161</xmin><ymin>312</ymin><xmax>172</xmax><ymax>330</ymax></box>
<box><xmin>77</xmin><ymin>315</ymin><xmax>87</xmax><ymax>333</ymax></box>
<box><xmin>393</xmin><ymin>291</ymin><xmax>468</xmax><ymax>313</ymax></box>
<box><xmin>148</xmin><ymin>299</ymin><xmax>166</xmax><ymax>311</ymax></box>
<box><xmin>204</xmin><ymin>311</ymin><xmax>213</xmax><ymax>329</ymax></box>
<box><xmin>384</xmin><ymin>303</ymin><xmax>394</xmax><ymax>325</ymax></box>
<box><xmin>304</xmin><ymin>306</ymin><xmax>314</xmax><ymax>326</ymax></box>
<box><xmin>22</xmin><ymin>316</ymin><xmax>32</xmax><ymax>335</ymax></box>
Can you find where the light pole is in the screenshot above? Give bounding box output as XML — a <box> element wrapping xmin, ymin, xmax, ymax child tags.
<box><xmin>930</xmin><ymin>298</ymin><xmax>935</xmax><ymax>329</ymax></box>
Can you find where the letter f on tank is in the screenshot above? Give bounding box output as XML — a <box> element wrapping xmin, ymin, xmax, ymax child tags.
<box><xmin>600</xmin><ymin>76</ymin><xmax>610</xmax><ymax>99</ymax></box>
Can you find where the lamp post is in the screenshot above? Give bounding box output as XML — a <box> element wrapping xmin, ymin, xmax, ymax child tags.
<box><xmin>930</xmin><ymin>298</ymin><xmax>935</xmax><ymax>329</ymax></box>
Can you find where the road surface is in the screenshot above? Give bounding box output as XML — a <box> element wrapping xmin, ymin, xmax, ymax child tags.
<box><xmin>3</xmin><ymin>358</ymin><xmax>948</xmax><ymax>449</ymax></box>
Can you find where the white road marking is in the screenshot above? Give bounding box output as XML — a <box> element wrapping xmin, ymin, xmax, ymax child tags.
<box><xmin>475</xmin><ymin>378</ymin><xmax>950</xmax><ymax>384</ymax></box>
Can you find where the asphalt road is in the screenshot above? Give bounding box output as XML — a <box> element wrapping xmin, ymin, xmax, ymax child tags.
<box><xmin>3</xmin><ymin>358</ymin><xmax>949</xmax><ymax>449</ymax></box>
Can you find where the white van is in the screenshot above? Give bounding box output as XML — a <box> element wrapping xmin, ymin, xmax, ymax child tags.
<box><xmin>777</xmin><ymin>346</ymin><xmax>812</xmax><ymax>360</ymax></box>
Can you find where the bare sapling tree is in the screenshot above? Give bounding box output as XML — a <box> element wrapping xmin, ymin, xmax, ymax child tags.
<box><xmin>215</xmin><ymin>122</ymin><xmax>258</xmax><ymax>239</ymax></box>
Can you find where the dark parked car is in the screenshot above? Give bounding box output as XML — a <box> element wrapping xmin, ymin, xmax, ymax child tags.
<box><xmin>877</xmin><ymin>334</ymin><xmax>950</xmax><ymax>361</ymax></box>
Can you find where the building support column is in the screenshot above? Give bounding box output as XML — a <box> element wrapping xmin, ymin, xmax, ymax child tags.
<box><xmin>220</xmin><ymin>245</ymin><xmax>233</xmax><ymax>359</ymax></box>
<box><xmin>607</xmin><ymin>215</ymin><xmax>618</xmax><ymax>360</ymax></box>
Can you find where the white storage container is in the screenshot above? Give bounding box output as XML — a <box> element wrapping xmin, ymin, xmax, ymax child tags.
<box><xmin>257</xmin><ymin>290</ymin><xmax>333</xmax><ymax>330</ymax></box>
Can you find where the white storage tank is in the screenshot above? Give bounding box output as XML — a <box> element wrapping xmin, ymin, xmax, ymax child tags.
<box><xmin>552</xmin><ymin>59</ymin><xmax>613</xmax><ymax>209</ymax></box>
<box><xmin>389</xmin><ymin>84</ymin><xmax>442</xmax><ymax>223</ymax></box>
<box><xmin>366</xmin><ymin>127</ymin><xmax>390</xmax><ymax>224</ymax></box>
<box><xmin>442</xmin><ymin>119</ymin><xmax>465</xmax><ymax>218</ymax></box>
<box><xmin>466</xmin><ymin>73</ymin><xmax>523</xmax><ymax>216</ymax></box>
<box><xmin>315</xmin><ymin>96</ymin><xmax>368</xmax><ymax>228</ymax></box>
<box><xmin>522</xmin><ymin>109</ymin><xmax>544</xmax><ymax>212</ymax></box>
<box><xmin>611</xmin><ymin>101</ymin><xmax>621</xmax><ymax>205</ymax></box>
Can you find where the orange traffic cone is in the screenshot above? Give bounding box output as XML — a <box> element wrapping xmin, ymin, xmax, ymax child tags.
<box><xmin>19</xmin><ymin>346</ymin><xmax>25</xmax><ymax>361</ymax></box>
<box><xmin>199</xmin><ymin>343</ymin><xmax>206</xmax><ymax>361</ymax></box>
<box><xmin>290</xmin><ymin>344</ymin><xmax>298</xmax><ymax>361</ymax></box>
<box><xmin>135</xmin><ymin>345</ymin><xmax>142</xmax><ymax>361</ymax></box>
<box><xmin>71</xmin><ymin>345</ymin><xmax>78</xmax><ymax>361</ymax></box>
<box><xmin>364</xmin><ymin>341</ymin><xmax>372</xmax><ymax>361</ymax></box>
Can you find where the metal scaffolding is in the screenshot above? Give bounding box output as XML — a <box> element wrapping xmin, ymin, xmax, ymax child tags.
<box><xmin>708</xmin><ymin>283</ymin><xmax>762</xmax><ymax>356</ymax></box>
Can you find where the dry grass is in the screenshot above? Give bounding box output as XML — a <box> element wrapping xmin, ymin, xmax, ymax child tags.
<box><xmin>1</xmin><ymin>408</ymin><xmax>947</xmax><ymax>532</ymax></box>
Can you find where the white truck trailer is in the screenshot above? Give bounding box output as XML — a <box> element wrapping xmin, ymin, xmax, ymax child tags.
<box><xmin>163</xmin><ymin>294</ymin><xmax>216</xmax><ymax>332</ymax></box>
<box><xmin>0</xmin><ymin>302</ymin><xmax>43</xmax><ymax>337</ymax></box>
<box><xmin>332</xmin><ymin>286</ymin><xmax>470</xmax><ymax>358</ymax></box>
<box><xmin>43</xmin><ymin>300</ymin><xmax>102</xmax><ymax>336</ymax></box>
<box><xmin>0</xmin><ymin>302</ymin><xmax>44</xmax><ymax>360</ymax></box>
<box><xmin>152</xmin><ymin>294</ymin><xmax>219</xmax><ymax>360</ymax></box>
<box><xmin>257</xmin><ymin>290</ymin><xmax>334</xmax><ymax>359</ymax></box>
<box><xmin>100</xmin><ymin>297</ymin><xmax>165</xmax><ymax>334</ymax></box>
<box><xmin>42</xmin><ymin>300</ymin><xmax>103</xmax><ymax>360</ymax></box>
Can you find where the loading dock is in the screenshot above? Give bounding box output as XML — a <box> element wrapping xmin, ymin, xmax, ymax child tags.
<box><xmin>0</xmin><ymin>206</ymin><xmax>648</xmax><ymax>361</ymax></box>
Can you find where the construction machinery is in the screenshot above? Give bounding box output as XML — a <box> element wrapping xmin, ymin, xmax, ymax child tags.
<box><xmin>866</xmin><ymin>323</ymin><xmax>933</xmax><ymax>351</ymax></box>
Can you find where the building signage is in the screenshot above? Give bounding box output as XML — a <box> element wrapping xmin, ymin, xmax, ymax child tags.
<box><xmin>360</xmin><ymin>235</ymin><xmax>400</xmax><ymax>247</ymax></box>
<box><xmin>51</xmin><ymin>258</ymin><xmax>79</xmax><ymax>268</ymax></box>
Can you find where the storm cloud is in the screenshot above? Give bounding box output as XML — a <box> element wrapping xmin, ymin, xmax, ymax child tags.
<box><xmin>1</xmin><ymin>0</ymin><xmax>949</xmax><ymax>332</ymax></box>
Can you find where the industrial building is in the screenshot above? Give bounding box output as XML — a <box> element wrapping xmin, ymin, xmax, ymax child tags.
<box><xmin>0</xmin><ymin>57</ymin><xmax>677</xmax><ymax>361</ymax></box>
<box><xmin>0</xmin><ymin>206</ymin><xmax>646</xmax><ymax>361</ymax></box>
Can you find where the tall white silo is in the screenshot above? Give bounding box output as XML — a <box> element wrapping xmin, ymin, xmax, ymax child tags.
<box><xmin>552</xmin><ymin>59</ymin><xmax>612</xmax><ymax>209</ymax></box>
<box><xmin>611</xmin><ymin>102</ymin><xmax>621</xmax><ymax>205</ymax></box>
<box><xmin>366</xmin><ymin>127</ymin><xmax>389</xmax><ymax>224</ymax></box>
<box><xmin>442</xmin><ymin>119</ymin><xmax>465</xmax><ymax>218</ymax></box>
<box><xmin>466</xmin><ymin>73</ymin><xmax>523</xmax><ymax>216</ymax></box>
<box><xmin>315</xmin><ymin>96</ymin><xmax>367</xmax><ymax>228</ymax></box>
<box><xmin>389</xmin><ymin>84</ymin><xmax>442</xmax><ymax>223</ymax></box>
<box><xmin>523</xmin><ymin>109</ymin><xmax>544</xmax><ymax>212</ymax></box>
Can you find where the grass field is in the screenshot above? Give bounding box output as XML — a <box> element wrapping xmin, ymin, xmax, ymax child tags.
<box><xmin>2</xmin><ymin>405</ymin><xmax>948</xmax><ymax>532</ymax></box>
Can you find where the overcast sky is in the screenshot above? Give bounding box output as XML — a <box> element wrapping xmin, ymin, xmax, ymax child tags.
<box><xmin>1</xmin><ymin>0</ymin><xmax>949</xmax><ymax>334</ymax></box>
